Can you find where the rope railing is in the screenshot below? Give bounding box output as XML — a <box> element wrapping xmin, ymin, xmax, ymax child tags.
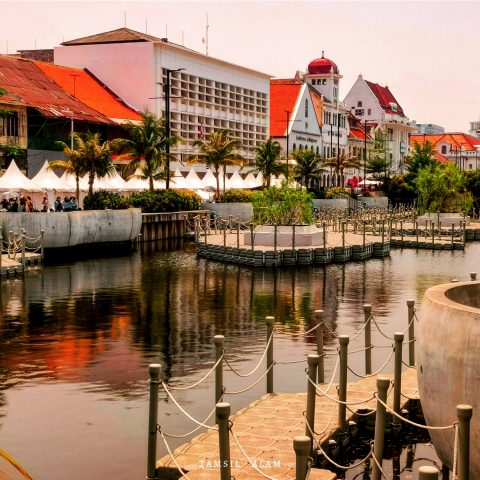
<box><xmin>224</xmin><ymin>363</ymin><xmax>275</xmax><ymax>395</ymax></box>
<box><xmin>347</xmin><ymin>348</ymin><xmax>395</xmax><ymax>379</ymax></box>
<box><xmin>160</xmin><ymin>404</ymin><xmax>217</xmax><ymax>438</ymax></box>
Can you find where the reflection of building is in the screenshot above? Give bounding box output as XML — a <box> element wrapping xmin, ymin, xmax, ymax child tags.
<box><xmin>344</xmin><ymin>74</ymin><xmax>415</xmax><ymax>171</ymax></box>
<box><xmin>409</xmin><ymin>133</ymin><xmax>480</xmax><ymax>170</ymax></box>
<box><xmin>55</xmin><ymin>27</ymin><xmax>270</xmax><ymax>162</ymax></box>
<box><xmin>415</xmin><ymin>123</ymin><xmax>444</xmax><ymax>135</ymax></box>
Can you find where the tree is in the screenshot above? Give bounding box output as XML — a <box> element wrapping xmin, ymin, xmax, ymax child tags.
<box><xmin>406</xmin><ymin>140</ymin><xmax>437</xmax><ymax>182</ymax></box>
<box><xmin>415</xmin><ymin>162</ymin><xmax>472</xmax><ymax>214</ymax></box>
<box><xmin>49</xmin><ymin>139</ymin><xmax>84</xmax><ymax>203</ymax></box>
<box><xmin>250</xmin><ymin>139</ymin><xmax>284</xmax><ymax>187</ymax></box>
<box><xmin>291</xmin><ymin>149</ymin><xmax>324</xmax><ymax>189</ymax></box>
<box><xmin>323</xmin><ymin>153</ymin><xmax>360</xmax><ymax>186</ymax></box>
<box><xmin>366</xmin><ymin>157</ymin><xmax>390</xmax><ymax>180</ymax></box>
<box><xmin>73</xmin><ymin>131</ymin><xmax>115</xmax><ymax>195</ymax></box>
<box><xmin>115</xmin><ymin>111</ymin><xmax>179</xmax><ymax>191</ymax></box>
<box><xmin>191</xmin><ymin>130</ymin><xmax>244</xmax><ymax>199</ymax></box>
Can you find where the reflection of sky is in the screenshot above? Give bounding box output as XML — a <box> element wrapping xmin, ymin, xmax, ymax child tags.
<box><xmin>0</xmin><ymin>243</ymin><xmax>477</xmax><ymax>479</ymax></box>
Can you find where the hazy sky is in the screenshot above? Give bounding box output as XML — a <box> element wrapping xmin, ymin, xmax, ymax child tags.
<box><xmin>1</xmin><ymin>1</ymin><xmax>479</xmax><ymax>132</ymax></box>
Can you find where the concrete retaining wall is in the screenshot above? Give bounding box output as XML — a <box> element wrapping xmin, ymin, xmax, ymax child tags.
<box><xmin>201</xmin><ymin>202</ymin><xmax>253</xmax><ymax>222</ymax></box>
<box><xmin>358</xmin><ymin>196</ymin><xmax>389</xmax><ymax>208</ymax></box>
<box><xmin>0</xmin><ymin>209</ymin><xmax>142</xmax><ymax>248</ymax></box>
<box><xmin>313</xmin><ymin>199</ymin><xmax>349</xmax><ymax>211</ymax></box>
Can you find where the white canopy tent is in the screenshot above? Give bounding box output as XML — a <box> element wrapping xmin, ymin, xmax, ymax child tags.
<box><xmin>171</xmin><ymin>169</ymin><xmax>195</xmax><ymax>190</ymax></box>
<box><xmin>61</xmin><ymin>171</ymin><xmax>89</xmax><ymax>191</ymax></box>
<box><xmin>358</xmin><ymin>179</ymin><xmax>380</xmax><ymax>186</ymax></box>
<box><xmin>125</xmin><ymin>170</ymin><xmax>150</xmax><ymax>191</ymax></box>
<box><xmin>202</xmin><ymin>170</ymin><xmax>219</xmax><ymax>189</ymax></box>
<box><xmin>94</xmin><ymin>170</ymin><xmax>129</xmax><ymax>191</ymax></box>
<box><xmin>184</xmin><ymin>168</ymin><xmax>206</xmax><ymax>189</ymax></box>
<box><xmin>31</xmin><ymin>161</ymin><xmax>74</xmax><ymax>192</ymax></box>
<box><xmin>227</xmin><ymin>170</ymin><xmax>246</xmax><ymax>189</ymax></box>
<box><xmin>0</xmin><ymin>161</ymin><xmax>43</xmax><ymax>192</ymax></box>
<box><xmin>243</xmin><ymin>172</ymin><xmax>261</xmax><ymax>188</ymax></box>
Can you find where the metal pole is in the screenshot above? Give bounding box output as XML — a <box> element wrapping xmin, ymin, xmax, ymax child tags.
<box><xmin>214</xmin><ymin>335</ymin><xmax>224</xmax><ymax>407</ymax></box>
<box><xmin>21</xmin><ymin>234</ymin><xmax>26</xmax><ymax>265</ymax></box>
<box><xmin>165</xmin><ymin>69</ymin><xmax>172</xmax><ymax>189</ymax></box>
<box><xmin>393</xmin><ymin>332</ymin><xmax>404</xmax><ymax>423</ymax></box>
<box><xmin>217</xmin><ymin>402</ymin><xmax>231</xmax><ymax>480</ymax></box>
<box><xmin>305</xmin><ymin>354</ymin><xmax>319</xmax><ymax>450</ymax></box>
<box><xmin>250</xmin><ymin>223</ymin><xmax>254</xmax><ymax>251</ymax></box>
<box><xmin>293</xmin><ymin>436</ymin><xmax>311</xmax><ymax>480</ymax></box>
<box><xmin>236</xmin><ymin>222</ymin><xmax>240</xmax><ymax>249</ymax></box>
<box><xmin>266</xmin><ymin>316</ymin><xmax>274</xmax><ymax>394</ymax></box>
<box><xmin>419</xmin><ymin>466</ymin><xmax>439</xmax><ymax>480</ymax></box>
<box><xmin>292</xmin><ymin>224</ymin><xmax>296</xmax><ymax>251</ymax></box>
<box><xmin>451</xmin><ymin>222</ymin><xmax>455</xmax><ymax>247</ymax></box>
<box><xmin>372</xmin><ymin>376</ymin><xmax>390</xmax><ymax>480</ymax></box>
<box><xmin>342</xmin><ymin>221</ymin><xmax>345</xmax><ymax>248</ymax></box>
<box><xmin>338</xmin><ymin>335</ymin><xmax>349</xmax><ymax>434</ymax></box>
<box><xmin>315</xmin><ymin>310</ymin><xmax>324</xmax><ymax>383</ymax></box>
<box><xmin>363</xmin><ymin>220</ymin><xmax>366</xmax><ymax>248</ymax></box>
<box><xmin>223</xmin><ymin>222</ymin><xmax>226</xmax><ymax>247</ymax></box>
<box><xmin>407</xmin><ymin>299</ymin><xmax>415</xmax><ymax>366</ymax></box>
<box><xmin>432</xmin><ymin>221</ymin><xmax>435</xmax><ymax>247</ymax></box>
<box><xmin>364</xmin><ymin>304</ymin><xmax>372</xmax><ymax>375</ymax></box>
<box><xmin>204</xmin><ymin>218</ymin><xmax>208</xmax><ymax>244</ymax></box>
<box><xmin>273</xmin><ymin>224</ymin><xmax>277</xmax><ymax>253</ymax></box>
<box><xmin>323</xmin><ymin>222</ymin><xmax>327</xmax><ymax>250</ymax></box>
<box><xmin>147</xmin><ymin>363</ymin><xmax>161</xmax><ymax>480</ymax></box>
<box><xmin>229</xmin><ymin>215</ymin><xmax>233</xmax><ymax>233</ymax></box>
<box><xmin>457</xmin><ymin>404</ymin><xmax>472</xmax><ymax>480</ymax></box>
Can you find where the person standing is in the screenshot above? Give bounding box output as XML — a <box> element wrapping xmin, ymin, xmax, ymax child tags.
<box><xmin>54</xmin><ymin>197</ymin><xmax>63</xmax><ymax>212</ymax></box>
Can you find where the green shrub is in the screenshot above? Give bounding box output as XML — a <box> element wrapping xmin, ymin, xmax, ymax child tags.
<box><xmin>217</xmin><ymin>189</ymin><xmax>256</xmax><ymax>203</ymax></box>
<box><xmin>324</xmin><ymin>187</ymin><xmax>351</xmax><ymax>199</ymax></box>
<box><xmin>129</xmin><ymin>189</ymin><xmax>201</xmax><ymax>213</ymax></box>
<box><xmin>83</xmin><ymin>190</ymin><xmax>131</xmax><ymax>210</ymax></box>
<box><xmin>252</xmin><ymin>185</ymin><xmax>314</xmax><ymax>225</ymax></box>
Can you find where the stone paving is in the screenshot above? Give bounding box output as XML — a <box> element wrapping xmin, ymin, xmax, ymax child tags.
<box><xmin>157</xmin><ymin>369</ymin><xmax>418</xmax><ymax>480</ymax></box>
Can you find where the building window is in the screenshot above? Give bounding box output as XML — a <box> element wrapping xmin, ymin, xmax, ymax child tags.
<box><xmin>305</xmin><ymin>99</ymin><xmax>309</xmax><ymax>117</ymax></box>
<box><xmin>367</xmin><ymin>108</ymin><xmax>371</xmax><ymax>115</ymax></box>
<box><xmin>299</xmin><ymin>145</ymin><xmax>303</xmax><ymax>151</ymax></box>
<box><xmin>322</xmin><ymin>79</ymin><xmax>327</xmax><ymax>85</ymax></box>
<box><xmin>293</xmin><ymin>143</ymin><xmax>296</xmax><ymax>151</ymax></box>
<box><xmin>357</xmin><ymin>101</ymin><xmax>362</xmax><ymax>107</ymax></box>
<box><xmin>316</xmin><ymin>146</ymin><xmax>319</xmax><ymax>155</ymax></box>
<box><xmin>0</xmin><ymin>111</ymin><xmax>19</xmax><ymax>137</ymax></box>
<box><xmin>333</xmin><ymin>114</ymin><xmax>337</xmax><ymax>126</ymax></box>
<box><xmin>305</xmin><ymin>122</ymin><xmax>308</xmax><ymax>129</ymax></box>
<box><xmin>355</xmin><ymin>109</ymin><xmax>364</xmax><ymax>116</ymax></box>
<box><xmin>312</xmin><ymin>79</ymin><xmax>316</xmax><ymax>85</ymax></box>
<box><xmin>441</xmin><ymin>145</ymin><xmax>447</xmax><ymax>154</ymax></box>
<box><xmin>388</xmin><ymin>128</ymin><xmax>394</xmax><ymax>141</ymax></box>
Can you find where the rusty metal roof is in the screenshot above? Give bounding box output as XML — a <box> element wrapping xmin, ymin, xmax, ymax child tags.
<box><xmin>0</xmin><ymin>55</ymin><xmax>113</xmax><ymax>124</ymax></box>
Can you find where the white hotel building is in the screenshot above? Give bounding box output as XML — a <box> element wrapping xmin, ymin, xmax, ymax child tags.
<box><xmin>55</xmin><ymin>28</ymin><xmax>270</xmax><ymax>163</ymax></box>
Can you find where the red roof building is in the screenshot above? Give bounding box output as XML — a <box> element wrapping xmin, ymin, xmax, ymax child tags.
<box><xmin>35</xmin><ymin>62</ymin><xmax>141</xmax><ymax>124</ymax></box>
<box><xmin>307</xmin><ymin>52</ymin><xmax>339</xmax><ymax>75</ymax></box>
<box><xmin>410</xmin><ymin>133</ymin><xmax>480</xmax><ymax>170</ymax></box>
<box><xmin>270</xmin><ymin>79</ymin><xmax>302</xmax><ymax>137</ymax></box>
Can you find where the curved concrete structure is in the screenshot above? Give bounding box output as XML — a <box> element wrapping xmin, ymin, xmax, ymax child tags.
<box><xmin>418</xmin><ymin>281</ymin><xmax>480</xmax><ymax>475</ymax></box>
<box><xmin>0</xmin><ymin>209</ymin><xmax>142</xmax><ymax>248</ymax></box>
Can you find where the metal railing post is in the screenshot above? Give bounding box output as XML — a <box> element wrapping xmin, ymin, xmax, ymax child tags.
<box><xmin>21</xmin><ymin>234</ymin><xmax>26</xmax><ymax>265</ymax></box>
<box><xmin>147</xmin><ymin>363</ymin><xmax>161</xmax><ymax>480</ymax></box>
<box><xmin>457</xmin><ymin>404</ymin><xmax>473</xmax><ymax>480</ymax></box>
<box><xmin>372</xmin><ymin>376</ymin><xmax>390</xmax><ymax>480</ymax></box>
<box><xmin>364</xmin><ymin>304</ymin><xmax>372</xmax><ymax>375</ymax></box>
<box><xmin>266</xmin><ymin>316</ymin><xmax>274</xmax><ymax>394</ymax></box>
<box><xmin>217</xmin><ymin>402</ymin><xmax>231</xmax><ymax>480</ymax></box>
<box><xmin>407</xmin><ymin>299</ymin><xmax>415</xmax><ymax>366</ymax></box>
<box><xmin>419</xmin><ymin>466</ymin><xmax>439</xmax><ymax>480</ymax></box>
<box><xmin>315</xmin><ymin>310</ymin><xmax>324</xmax><ymax>383</ymax></box>
<box><xmin>273</xmin><ymin>224</ymin><xmax>278</xmax><ymax>253</ymax></box>
<box><xmin>451</xmin><ymin>222</ymin><xmax>455</xmax><ymax>247</ymax></box>
<box><xmin>236</xmin><ymin>222</ymin><xmax>240</xmax><ymax>249</ymax></box>
<box><xmin>292</xmin><ymin>224</ymin><xmax>296</xmax><ymax>251</ymax></box>
<box><xmin>293</xmin><ymin>436</ymin><xmax>311</xmax><ymax>480</ymax></box>
<box><xmin>338</xmin><ymin>335</ymin><xmax>349</xmax><ymax>434</ymax></box>
<box><xmin>305</xmin><ymin>354</ymin><xmax>319</xmax><ymax>451</ymax></box>
<box><xmin>214</xmin><ymin>335</ymin><xmax>224</xmax><ymax>409</ymax></box>
<box><xmin>393</xmin><ymin>332</ymin><xmax>404</xmax><ymax>423</ymax></box>
<box><xmin>322</xmin><ymin>222</ymin><xmax>327</xmax><ymax>250</ymax></box>
<box><xmin>250</xmin><ymin>223</ymin><xmax>254</xmax><ymax>251</ymax></box>
<box><xmin>40</xmin><ymin>230</ymin><xmax>45</xmax><ymax>261</ymax></box>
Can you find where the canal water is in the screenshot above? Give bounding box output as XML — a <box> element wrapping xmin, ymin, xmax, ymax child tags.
<box><xmin>0</xmin><ymin>240</ymin><xmax>476</xmax><ymax>479</ymax></box>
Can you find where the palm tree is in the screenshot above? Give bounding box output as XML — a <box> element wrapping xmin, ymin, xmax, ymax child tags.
<box><xmin>74</xmin><ymin>131</ymin><xmax>116</xmax><ymax>195</ymax></box>
<box><xmin>250</xmin><ymin>139</ymin><xmax>285</xmax><ymax>188</ymax></box>
<box><xmin>49</xmin><ymin>140</ymin><xmax>84</xmax><ymax>203</ymax></box>
<box><xmin>323</xmin><ymin>153</ymin><xmax>361</xmax><ymax>186</ymax></box>
<box><xmin>191</xmin><ymin>130</ymin><xmax>244</xmax><ymax>199</ymax></box>
<box><xmin>292</xmin><ymin>149</ymin><xmax>325</xmax><ymax>189</ymax></box>
<box><xmin>115</xmin><ymin>111</ymin><xmax>179</xmax><ymax>191</ymax></box>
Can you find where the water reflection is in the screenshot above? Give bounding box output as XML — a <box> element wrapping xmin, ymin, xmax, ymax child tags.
<box><xmin>0</xmin><ymin>242</ymin><xmax>476</xmax><ymax>479</ymax></box>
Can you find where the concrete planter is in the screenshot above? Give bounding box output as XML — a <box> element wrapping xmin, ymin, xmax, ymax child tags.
<box><xmin>313</xmin><ymin>199</ymin><xmax>348</xmax><ymax>211</ymax></box>
<box><xmin>244</xmin><ymin>224</ymin><xmax>325</xmax><ymax>247</ymax></box>
<box><xmin>418</xmin><ymin>281</ymin><xmax>480</xmax><ymax>475</ymax></box>
<box><xmin>0</xmin><ymin>209</ymin><xmax>142</xmax><ymax>248</ymax></box>
<box><xmin>417</xmin><ymin>213</ymin><xmax>469</xmax><ymax>227</ymax></box>
<box><xmin>201</xmin><ymin>202</ymin><xmax>253</xmax><ymax>222</ymax></box>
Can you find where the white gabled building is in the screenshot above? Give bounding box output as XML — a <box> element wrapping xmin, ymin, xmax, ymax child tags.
<box><xmin>54</xmin><ymin>28</ymin><xmax>270</xmax><ymax>164</ymax></box>
<box><xmin>343</xmin><ymin>74</ymin><xmax>415</xmax><ymax>172</ymax></box>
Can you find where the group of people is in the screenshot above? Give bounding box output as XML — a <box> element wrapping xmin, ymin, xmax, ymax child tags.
<box><xmin>0</xmin><ymin>195</ymin><xmax>79</xmax><ymax>212</ymax></box>
<box><xmin>52</xmin><ymin>196</ymin><xmax>79</xmax><ymax>212</ymax></box>
<box><xmin>0</xmin><ymin>196</ymin><xmax>35</xmax><ymax>212</ymax></box>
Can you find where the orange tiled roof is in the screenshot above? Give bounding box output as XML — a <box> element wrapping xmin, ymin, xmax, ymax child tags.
<box><xmin>349</xmin><ymin>127</ymin><xmax>372</xmax><ymax>141</ymax></box>
<box><xmin>410</xmin><ymin>133</ymin><xmax>480</xmax><ymax>151</ymax></box>
<box><xmin>35</xmin><ymin>62</ymin><xmax>141</xmax><ymax>123</ymax></box>
<box><xmin>308</xmin><ymin>85</ymin><xmax>323</xmax><ymax>128</ymax></box>
<box><xmin>270</xmin><ymin>79</ymin><xmax>302</xmax><ymax>137</ymax></box>
<box><xmin>433</xmin><ymin>152</ymin><xmax>450</xmax><ymax>164</ymax></box>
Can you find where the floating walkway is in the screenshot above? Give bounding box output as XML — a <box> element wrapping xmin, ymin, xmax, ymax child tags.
<box><xmin>156</xmin><ymin>369</ymin><xmax>418</xmax><ymax>480</ymax></box>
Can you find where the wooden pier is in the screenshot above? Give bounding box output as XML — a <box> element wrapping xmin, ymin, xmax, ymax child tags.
<box><xmin>0</xmin><ymin>252</ymin><xmax>42</xmax><ymax>277</ymax></box>
<box><xmin>156</xmin><ymin>369</ymin><xmax>418</xmax><ymax>480</ymax></box>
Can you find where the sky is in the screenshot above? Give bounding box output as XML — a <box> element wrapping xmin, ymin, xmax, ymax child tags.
<box><xmin>1</xmin><ymin>0</ymin><xmax>479</xmax><ymax>132</ymax></box>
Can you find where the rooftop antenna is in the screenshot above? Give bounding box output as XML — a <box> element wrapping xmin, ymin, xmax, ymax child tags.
<box><xmin>182</xmin><ymin>31</ymin><xmax>184</xmax><ymax>46</ymax></box>
<box><xmin>165</xmin><ymin>24</ymin><xmax>168</xmax><ymax>38</ymax></box>
<box><xmin>202</xmin><ymin>13</ymin><xmax>209</xmax><ymax>55</ymax></box>
<box><xmin>145</xmin><ymin>18</ymin><xmax>148</xmax><ymax>34</ymax></box>
<box><xmin>34</xmin><ymin>38</ymin><xmax>37</xmax><ymax>50</ymax></box>
<box><xmin>124</xmin><ymin>10</ymin><xmax>127</xmax><ymax>28</ymax></box>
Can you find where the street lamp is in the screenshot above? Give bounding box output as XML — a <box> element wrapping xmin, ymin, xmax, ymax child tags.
<box><xmin>164</xmin><ymin>68</ymin><xmax>185</xmax><ymax>189</ymax></box>
<box><xmin>284</xmin><ymin>110</ymin><xmax>291</xmax><ymax>179</ymax></box>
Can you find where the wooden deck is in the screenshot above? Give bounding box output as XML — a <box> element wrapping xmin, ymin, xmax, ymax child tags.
<box><xmin>0</xmin><ymin>252</ymin><xmax>42</xmax><ymax>277</ymax></box>
<box><xmin>157</xmin><ymin>369</ymin><xmax>418</xmax><ymax>480</ymax></box>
